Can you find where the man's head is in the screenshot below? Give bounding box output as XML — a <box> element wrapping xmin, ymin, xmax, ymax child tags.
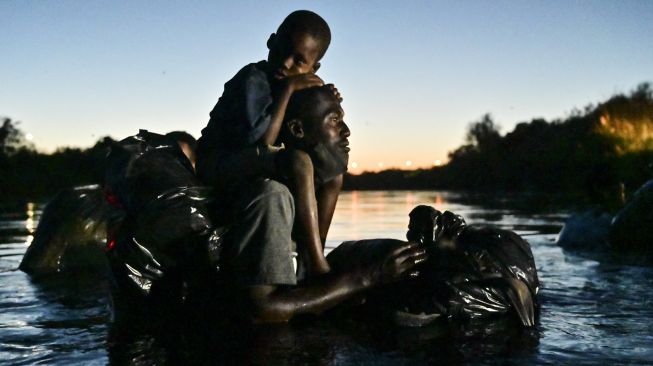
<box><xmin>165</xmin><ymin>131</ymin><xmax>197</xmax><ymax>170</ymax></box>
<box><xmin>280</xmin><ymin>85</ymin><xmax>350</xmax><ymax>183</ymax></box>
<box><xmin>266</xmin><ymin>10</ymin><xmax>331</xmax><ymax>80</ymax></box>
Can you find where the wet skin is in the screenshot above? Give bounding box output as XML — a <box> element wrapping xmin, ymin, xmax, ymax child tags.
<box><xmin>279</xmin><ymin>88</ymin><xmax>350</xmax><ymax>275</ymax></box>
<box><xmin>240</xmin><ymin>88</ymin><xmax>426</xmax><ymax>323</ymax></box>
<box><xmin>255</xmin><ymin>32</ymin><xmax>326</xmax><ymax>275</ymax></box>
<box><xmin>257</xmin><ymin>31</ymin><xmax>336</xmax><ymax>277</ymax></box>
<box><xmin>285</xmin><ymin>88</ymin><xmax>351</xmax><ymax>181</ymax></box>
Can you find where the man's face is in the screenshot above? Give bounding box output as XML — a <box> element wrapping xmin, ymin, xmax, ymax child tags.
<box><xmin>303</xmin><ymin>92</ymin><xmax>351</xmax><ymax>182</ymax></box>
<box><xmin>267</xmin><ymin>31</ymin><xmax>322</xmax><ymax>80</ymax></box>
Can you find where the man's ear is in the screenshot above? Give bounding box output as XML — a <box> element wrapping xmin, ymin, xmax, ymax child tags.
<box><xmin>266</xmin><ymin>33</ymin><xmax>276</xmax><ymax>50</ymax></box>
<box><xmin>312</xmin><ymin>62</ymin><xmax>321</xmax><ymax>73</ymax></box>
<box><xmin>286</xmin><ymin>118</ymin><xmax>305</xmax><ymax>139</ymax></box>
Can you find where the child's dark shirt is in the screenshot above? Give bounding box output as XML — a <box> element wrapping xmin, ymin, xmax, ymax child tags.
<box><xmin>197</xmin><ymin>60</ymin><xmax>274</xmax><ymax>160</ymax></box>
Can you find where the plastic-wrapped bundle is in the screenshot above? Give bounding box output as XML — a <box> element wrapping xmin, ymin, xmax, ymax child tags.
<box><xmin>104</xmin><ymin>130</ymin><xmax>222</xmax><ymax>308</ymax></box>
<box><xmin>19</xmin><ymin>185</ymin><xmax>119</xmax><ymax>276</ymax></box>
<box><xmin>556</xmin><ymin>208</ymin><xmax>612</xmax><ymax>251</ymax></box>
<box><xmin>327</xmin><ymin>205</ymin><xmax>540</xmax><ymax>327</ymax></box>
<box><xmin>609</xmin><ymin>179</ymin><xmax>653</xmax><ymax>259</ymax></box>
<box><xmin>105</xmin><ymin>130</ymin><xmax>199</xmax><ymax>213</ymax></box>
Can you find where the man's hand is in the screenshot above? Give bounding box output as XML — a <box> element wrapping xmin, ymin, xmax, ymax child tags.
<box><xmin>285</xmin><ymin>74</ymin><xmax>324</xmax><ymax>93</ymax></box>
<box><xmin>326</xmin><ymin>83</ymin><xmax>343</xmax><ymax>102</ymax></box>
<box><xmin>366</xmin><ymin>242</ymin><xmax>428</xmax><ymax>285</ymax></box>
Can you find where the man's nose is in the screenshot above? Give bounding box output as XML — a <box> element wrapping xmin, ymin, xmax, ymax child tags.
<box><xmin>341</xmin><ymin>122</ymin><xmax>351</xmax><ymax>137</ymax></box>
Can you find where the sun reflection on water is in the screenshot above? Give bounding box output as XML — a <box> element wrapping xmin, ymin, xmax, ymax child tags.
<box><xmin>404</xmin><ymin>192</ymin><xmax>415</xmax><ymax>213</ymax></box>
<box><xmin>434</xmin><ymin>193</ymin><xmax>444</xmax><ymax>211</ymax></box>
<box><xmin>25</xmin><ymin>202</ymin><xmax>35</xmax><ymax>245</ymax></box>
<box><xmin>330</xmin><ymin>191</ymin><xmax>455</xmax><ymax>245</ymax></box>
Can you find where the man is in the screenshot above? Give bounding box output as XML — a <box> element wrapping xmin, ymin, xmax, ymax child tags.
<box><xmin>216</xmin><ymin>86</ymin><xmax>427</xmax><ymax>323</ymax></box>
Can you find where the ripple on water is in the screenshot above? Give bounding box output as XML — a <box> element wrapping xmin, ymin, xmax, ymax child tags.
<box><xmin>1</xmin><ymin>191</ymin><xmax>653</xmax><ymax>364</ymax></box>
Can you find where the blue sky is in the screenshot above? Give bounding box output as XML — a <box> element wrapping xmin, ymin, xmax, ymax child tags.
<box><xmin>2</xmin><ymin>1</ymin><xmax>652</xmax><ymax>172</ymax></box>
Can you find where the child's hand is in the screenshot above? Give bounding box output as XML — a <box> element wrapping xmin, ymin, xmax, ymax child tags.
<box><xmin>285</xmin><ymin>74</ymin><xmax>324</xmax><ymax>93</ymax></box>
<box><xmin>326</xmin><ymin>84</ymin><xmax>343</xmax><ymax>102</ymax></box>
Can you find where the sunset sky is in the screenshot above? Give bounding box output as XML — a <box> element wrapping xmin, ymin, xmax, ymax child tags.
<box><xmin>2</xmin><ymin>1</ymin><xmax>652</xmax><ymax>173</ymax></box>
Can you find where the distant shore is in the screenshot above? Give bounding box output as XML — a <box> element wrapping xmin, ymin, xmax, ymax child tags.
<box><xmin>2</xmin><ymin>82</ymin><xmax>652</xmax><ymax>209</ymax></box>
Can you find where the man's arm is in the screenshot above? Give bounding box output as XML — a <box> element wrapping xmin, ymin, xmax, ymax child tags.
<box><xmin>242</xmin><ymin>241</ymin><xmax>427</xmax><ymax>323</ymax></box>
<box><xmin>245</xmin><ymin>271</ymin><xmax>367</xmax><ymax>323</ymax></box>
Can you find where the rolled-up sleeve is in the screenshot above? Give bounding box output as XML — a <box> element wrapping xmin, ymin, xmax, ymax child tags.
<box><xmin>242</xmin><ymin>73</ymin><xmax>273</xmax><ymax>144</ymax></box>
<box><xmin>204</xmin><ymin>63</ymin><xmax>274</xmax><ymax>148</ymax></box>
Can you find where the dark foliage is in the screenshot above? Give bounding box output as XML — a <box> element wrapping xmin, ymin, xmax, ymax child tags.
<box><xmin>0</xmin><ymin>122</ymin><xmax>115</xmax><ymax>202</ymax></box>
<box><xmin>345</xmin><ymin>83</ymin><xmax>653</xmax><ymax>205</ymax></box>
<box><xmin>3</xmin><ymin>83</ymin><xmax>652</xmax><ymax>205</ymax></box>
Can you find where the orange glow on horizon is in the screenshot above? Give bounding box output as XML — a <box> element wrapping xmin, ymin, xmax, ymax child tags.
<box><xmin>346</xmin><ymin>157</ymin><xmax>448</xmax><ymax>174</ymax></box>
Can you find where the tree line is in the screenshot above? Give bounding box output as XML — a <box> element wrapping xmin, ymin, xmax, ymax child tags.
<box><xmin>0</xmin><ymin>118</ymin><xmax>114</xmax><ymax>203</ymax></box>
<box><xmin>345</xmin><ymin>83</ymin><xmax>653</xmax><ymax>207</ymax></box>
<box><xmin>2</xmin><ymin>82</ymin><xmax>653</xmax><ymax>206</ymax></box>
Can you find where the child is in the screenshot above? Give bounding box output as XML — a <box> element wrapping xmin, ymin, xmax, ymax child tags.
<box><xmin>196</xmin><ymin>10</ymin><xmax>342</xmax><ymax>277</ymax></box>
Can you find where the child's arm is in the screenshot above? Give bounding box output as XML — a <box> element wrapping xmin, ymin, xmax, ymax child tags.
<box><xmin>316</xmin><ymin>174</ymin><xmax>344</xmax><ymax>246</ymax></box>
<box><xmin>260</xmin><ymin>74</ymin><xmax>323</xmax><ymax>146</ymax></box>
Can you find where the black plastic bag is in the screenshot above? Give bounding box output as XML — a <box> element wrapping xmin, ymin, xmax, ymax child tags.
<box><xmin>19</xmin><ymin>185</ymin><xmax>119</xmax><ymax>276</ymax></box>
<box><xmin>104</xmin><ymin>130</ymin><xmax>222</xmax><ymax>308</ymax></box>
<box><xmin>327</xmin><ymin>205</ymin><xmax>540</xmax><ymax>327</ymax></box>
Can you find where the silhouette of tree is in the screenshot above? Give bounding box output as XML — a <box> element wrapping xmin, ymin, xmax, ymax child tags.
<box><xmin>0</xmin><ymin>117</ymin><xmax>115</xmax><ymax>202</ymax></box>
<box><xmin>3</xmin><ymin>83</ymin><xmax>653</xmax><ymax>205</ymax></box>
<box><xmin>345</xmin><ymin>81</ymin><xmax>653</xmax><ymax>204</ymax></box>
<box><xmin>632</xmin><ymin>82</ymin><xmax>652</xmax><ymax>100</ymax></box>
<box><xmin>465</xmin><ymin>113</ymin><xmax>501</xmax><ymax>151</ymax></box>
<box><xmin>0</xmin><ymin>117</ymin><xmax>26</xmax><ymax>157</ymax></box>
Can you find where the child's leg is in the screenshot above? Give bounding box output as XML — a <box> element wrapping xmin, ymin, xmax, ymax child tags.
<box><xmin>316</xmin><ymin>174</ymin><xmax>343</xmax><ymax>245</ymax></box>
<box><xmin>277</xmin><ymin>149</ymin><xmax>330</xmax><ymax>276</ymax></box>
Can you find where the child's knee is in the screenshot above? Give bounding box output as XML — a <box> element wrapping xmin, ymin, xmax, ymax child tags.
<box><xmin>282</xmin><ymin>149</ymin><xmax>314</xmax><ymax>174</ymax></box>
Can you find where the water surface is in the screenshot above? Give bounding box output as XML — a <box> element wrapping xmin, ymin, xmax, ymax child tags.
<box><xmin>1</xmin><ymin>191</ymin><xmax>652</xmax><ymax>365</ymax></box>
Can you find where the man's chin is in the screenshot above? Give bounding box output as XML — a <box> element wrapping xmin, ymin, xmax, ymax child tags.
<box><xmin>309</xmin><ymin>144</ymin><xmax>349</xmax><ymax>184</ymax></box>
<box><xmin>341</xmin><ymin>155</ymin><xmax>350</xmax><ymax>172</ymax></box>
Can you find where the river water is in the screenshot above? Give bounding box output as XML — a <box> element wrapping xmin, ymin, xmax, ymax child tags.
<box><xmin>1</xmin><ymin>191</ymin><xmax>652</xmax><ymax>365</ymax></box>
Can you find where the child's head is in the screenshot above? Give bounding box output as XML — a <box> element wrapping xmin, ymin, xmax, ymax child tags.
<box><xmin>266</xmin><ymin>10</ymin><xmax>331</xmax><ymax>80</ymax></box>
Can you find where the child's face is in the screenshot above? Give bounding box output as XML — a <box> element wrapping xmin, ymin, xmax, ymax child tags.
<box><xmin>267</xmin><ymin>31</ymin><xmax>322</xmax><ymax>80</ymax></box>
